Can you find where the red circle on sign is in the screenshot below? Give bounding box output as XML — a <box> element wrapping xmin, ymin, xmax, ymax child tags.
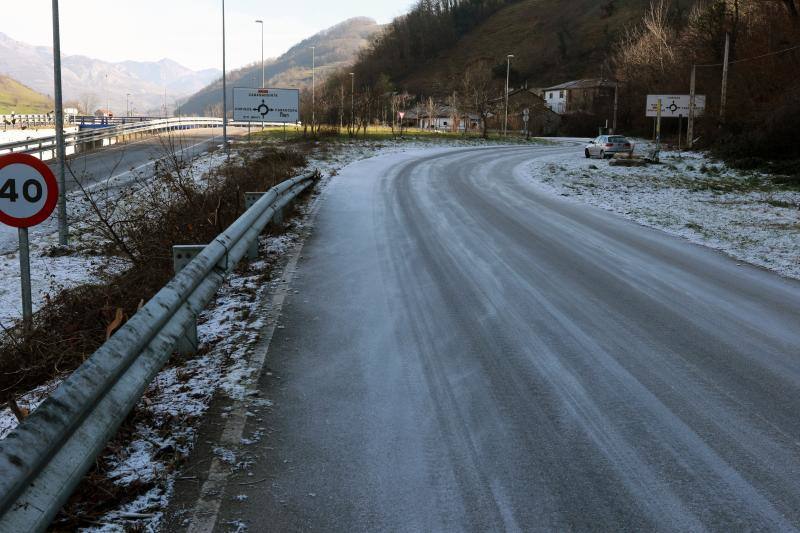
<box><xmin>0</xmin><ymin>153</ymin><xmax>59</xmax><ymax>228</ymax></box>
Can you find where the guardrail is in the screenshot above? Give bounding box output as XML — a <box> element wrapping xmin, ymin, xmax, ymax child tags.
<box><xmin>0</xmin><ymin>117</ymin><xmax>225</xmax><ymax>161</ymax></box>
<box><xmin>1</xmin><ymin>113</ymin><xmax>75</xmax><ymax>128</ymax></box>
<box><xmin>0</xmin><ymin>172</ymin><xmax>317</xmax><ymax>532</ymax></box>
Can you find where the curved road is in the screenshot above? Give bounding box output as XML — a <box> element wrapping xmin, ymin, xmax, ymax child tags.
<box><xmin>205</xmin><ymin>145</ymin><xmax>800</xmax><ymax>531</ymax></box>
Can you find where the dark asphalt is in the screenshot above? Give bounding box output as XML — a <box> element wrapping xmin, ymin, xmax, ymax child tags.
<box><xmin>211</xmin><ymin>145</ymin><xmax>800</xmax><ymax>532</ymax></box>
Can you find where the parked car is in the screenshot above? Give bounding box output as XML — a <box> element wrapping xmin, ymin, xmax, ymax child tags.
<box><xmin>585</xmin><ymin>135</ymin><xmax>633</xmax><ymax>159</ymax></box>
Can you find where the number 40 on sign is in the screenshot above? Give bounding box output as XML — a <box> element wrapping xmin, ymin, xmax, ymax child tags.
<box><xmin>0</xmin><ymin>153</ymin><xmax>60</xmax><ymax>328</ymax></box>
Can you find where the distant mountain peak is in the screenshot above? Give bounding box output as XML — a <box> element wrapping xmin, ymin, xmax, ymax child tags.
<box><xmin>0</xmin><ymin>33</ymin><xmax>222</xmax><ymax>114</ymax></box>
<box><xmin>178</xmin><ymin>17</ymin><xmax>381</xmax><ymax>116</ymax></box>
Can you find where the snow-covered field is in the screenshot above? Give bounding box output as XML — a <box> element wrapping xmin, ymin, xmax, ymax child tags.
<box><xmin>522</xmin><ymin>143</ymin><xmax>799</xmax><ymax>279</ymax></box>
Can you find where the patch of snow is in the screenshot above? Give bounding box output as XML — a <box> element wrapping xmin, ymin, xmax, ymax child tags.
<box><xmin>521</xmin><ymin>146</ymin><xmax>800</xmax><ymax>279</ymax></box>
<box><xmin>0</xmin><ymin>378</ymin><xmax>61</xmax><ymax>439</ymax></box>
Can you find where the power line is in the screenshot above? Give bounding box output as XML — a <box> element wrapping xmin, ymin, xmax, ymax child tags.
<box><xmin>696</xmin><ymin>43</ymin><xmax>800</xmax><ymax>68</ymax></box>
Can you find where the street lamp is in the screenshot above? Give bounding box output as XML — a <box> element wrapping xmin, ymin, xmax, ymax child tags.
<box><xmin>222</xmin><ymin>0</ymin><xmax>228</xmax><ymax>154</ymax></box>
<box><xmin>255</xmin><ymin>20</ymin><xmax>264</xmax><ymax>87</ymax></box>
<box><xmin>51</xmin><ymin>0</ymin><xmax>68</xmax><ymax>245</ymax></box>
<box><xmin>126</xmin><ymin>93</ymin><xmax>131</xmax><ymax>117</ymax></box>
<box><xmin>504</xmin><ymin>54</ymin><xmax>514</xmax><ymax>137</ymax></box>
<box><xmin>311</xmin><ymin>46</ymin><xmax>315</xmax><ymax>133</ymax></box>
<box><xmin>349</xmin><ymin>72</ymin><xmax>355</xmax><ymax>136</ymax></box>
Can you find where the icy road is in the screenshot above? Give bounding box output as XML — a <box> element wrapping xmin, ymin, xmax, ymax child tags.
<box><xmin>197</xmin><ymin>144</ymin><xmax>800</xmax><ymax>531</ymax></box>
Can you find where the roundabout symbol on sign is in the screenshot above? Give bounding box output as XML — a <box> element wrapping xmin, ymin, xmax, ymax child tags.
<box><xmin>254</xmin><ymin>100</ymin><xmax>271</xmax><ymax>117</ymax></box>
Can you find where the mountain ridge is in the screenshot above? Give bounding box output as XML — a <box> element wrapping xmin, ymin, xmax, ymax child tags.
<box><xmin>0</xmin><ymin>32</ymin><xmax>221</xmax><ymax>114</ymax></box>
<box><xmin>178</xmin><ymin>17</ymin><xmax>381</xmax><ymax>116</ymax></box>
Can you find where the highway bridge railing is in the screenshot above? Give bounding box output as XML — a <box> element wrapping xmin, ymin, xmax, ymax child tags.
<box><xmin>0</xmin><ymin>117</ymin><xmax>225</xmax><ymax>161</ymax></box>
<box><xmin>0</xmin><ymin>171</ymin><xmax>318</xmax><ymax>532</ymax></box>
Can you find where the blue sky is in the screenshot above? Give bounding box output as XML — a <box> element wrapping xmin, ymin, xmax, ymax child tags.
<box><xmin>3</xmin><ymin>0</ymin><xmax>414</xmax><ymax>71</ymax></box>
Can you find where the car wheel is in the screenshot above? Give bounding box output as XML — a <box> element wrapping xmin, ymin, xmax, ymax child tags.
<box><xmin>585</xmin><ymin>149</ymin><xmax>591</xmax><ymax>158</ymax></box>
<box><xmin>601</xmin><ymin>150</ymin><xmax>606</xmax><ymax>159</ymax></box>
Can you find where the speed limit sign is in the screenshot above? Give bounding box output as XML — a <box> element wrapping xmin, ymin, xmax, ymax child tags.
<box><xmin>0</xmin><ymin>153</ymin><xmax>59</xmax><ymax>228</ymax></box>
<box><xmin>0</xmin><ymin>153</ymin><xmax>60</xmax><ymax>328</ymax></box>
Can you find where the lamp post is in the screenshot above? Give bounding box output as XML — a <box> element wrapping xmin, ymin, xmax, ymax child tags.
<box><xmin>349</xmin><ymin>72</ymin><xmax>355</xmax><ymax>136</ymax></box>
<box><xmin>255</xmin><ymin>19</ymin><xmax>264</xmax><ymax>87</ymax></box>
<box><xmin>311</xmin><ymin>46</ymin><xmax>315</xmax><ymax>134</ymax></box>
<box><xmin>504</xmin><ymin>54</ymin><xmax>514</xmax><ymax>137</ymax></box>
<box><xmin>51</xmin><ymin>0</ymin><xmax>68</xmax><ymax>245</ymax></box>
<box><xmin>222</xmin><ymin>0</ymin><xmax>228</xmax><ymax>154</ymax></box>
<box><xmin>126</xmin><ymin>93</ymin><xmax>131</xmax><ymax>117</ymax></box>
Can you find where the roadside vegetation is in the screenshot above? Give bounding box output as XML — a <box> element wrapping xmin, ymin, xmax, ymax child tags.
<box><xmin>0</xmin><ymin>139</ymin><xmax>306</xmax><ymax>418</ymax></box>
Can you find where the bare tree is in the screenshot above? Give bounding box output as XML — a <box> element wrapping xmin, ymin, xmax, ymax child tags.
<box><xmin>79</xmin><ymin>93</ymin><xmax>98</xmax><ymax>115</ymax></box>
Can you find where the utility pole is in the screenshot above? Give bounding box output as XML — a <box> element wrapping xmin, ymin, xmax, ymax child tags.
<box><xmin>350</xmin><ymin>72</ymin><xmax>355</xmax><ymax>136</ymax></box>
<box><xmin>504</xmin><ymin>54</ymin><xmax>514</xmax><ymax>137</ymax></box>
<box><xmin>720</xmin><ymin>32</ymin><xmax>730</xmax><ymax>125</ymax></box>
<box><xmin>340</xmin><ymin>83</ymin><xmax>344</xmax><ymax>132</ymax></box>
<box><xmin>222</xmin><ymin>0</ymin><xmax>228</xmax><ymax>155</ymax></box>
<box><xmin>52</xmin><ymin>0</ymin><xmax>68</xmax><ymax>245</ymax></box>
<box><xmin>311</xmin><ymin>46</ymin><xmax>316</xmax><ymax>135</ymax></box>
<box><xmin>611</xmin><ymin>82</ymin><xmax>619</xmax><ymax>134</ymax></box>
<box><xmin>687</xmin><ymin>64</ymin><xmax>696</xmax><ymax>147</ymax></box>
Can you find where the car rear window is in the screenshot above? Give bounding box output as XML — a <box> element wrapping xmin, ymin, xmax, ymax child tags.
<box><xmin>609</xmin><ymin>136</ymin><xmax>628</xmax><ymax>143</ymax></box>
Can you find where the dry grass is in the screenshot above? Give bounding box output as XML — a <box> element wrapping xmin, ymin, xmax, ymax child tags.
<box><xmin>0</xmin><ymin>144</ymin><xmax>307</xmax><ymax>406</ymax></box>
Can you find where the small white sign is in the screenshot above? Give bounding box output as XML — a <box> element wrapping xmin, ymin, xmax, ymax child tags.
<box><xmin>233</xmin><ymin>88</ymin><xmax>299</xmax><ymax>123</ymax></box>
<box><xmin>646</xmin><ymin>95</ymin><xmax>706</xmax><ymax>118</ymax></box>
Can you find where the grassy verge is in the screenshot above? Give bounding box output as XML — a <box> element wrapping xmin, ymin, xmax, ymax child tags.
<box><xmin>249</xmin><ymin>124</ymin><xmax>549</xmax><ymax>145</ymax></box>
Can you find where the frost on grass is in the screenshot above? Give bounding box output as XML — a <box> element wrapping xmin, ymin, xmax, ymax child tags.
<box><xmin>524</xmin><ymin>145</ymin><xmax>800</xmax><ymax>279</ymax></box>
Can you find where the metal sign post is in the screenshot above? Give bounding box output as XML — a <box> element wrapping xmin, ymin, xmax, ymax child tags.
<box><xmin>18</xmin><ymin>228</ymin><xmax>32</xmax><ymax>326</ymax></box>
<box><xmin>0</xmin><ymin>154</ymin><xmax>60</xmax><ymax>330</ymax></box>
<box><xmin>51</xmin><ymin>0</ymin><xmax>68</xmax><ymax>245</ymax></box>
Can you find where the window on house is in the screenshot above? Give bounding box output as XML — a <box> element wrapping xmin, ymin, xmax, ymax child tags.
<box><xmin>559</xmin><ymin>91</ymin><xmax>565</xmax><ymax>99</ymax></box>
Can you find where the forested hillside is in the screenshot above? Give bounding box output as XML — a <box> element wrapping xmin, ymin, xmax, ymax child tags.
<box><xmin>322</xmin><ymin>0</ymin><xmax>798</xmax><ymax>159</ymax></box>
<box><xmin>355</xmin><ymin>0</ymin><xmax>654</xmax><ymax>94</ymax></box>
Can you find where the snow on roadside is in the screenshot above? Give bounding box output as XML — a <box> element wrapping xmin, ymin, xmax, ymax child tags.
<box><xmin>78</xmin><ymin>224</ymin><xmax>305</xmax><ymax>532</ymax></box>
<box><xmin>0</xmin><ymin>149</ymin><xmax>231</xmax><ymax>331</ymax></box>
<box><xmin>522</xmin><ymin>145</ymin><xmax>800</xmax><ymax>279</ymax></box>
<box><xmin>0</xmin><ymin>126</ymin><xmax>79</xmax><ymax>145</ymax></box>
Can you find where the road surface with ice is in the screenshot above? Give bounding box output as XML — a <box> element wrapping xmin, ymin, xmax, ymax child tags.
<box><xmin>198</xmin><ymin>144</ymin><xmax>800</xmax><ymax>531</ymax></box>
